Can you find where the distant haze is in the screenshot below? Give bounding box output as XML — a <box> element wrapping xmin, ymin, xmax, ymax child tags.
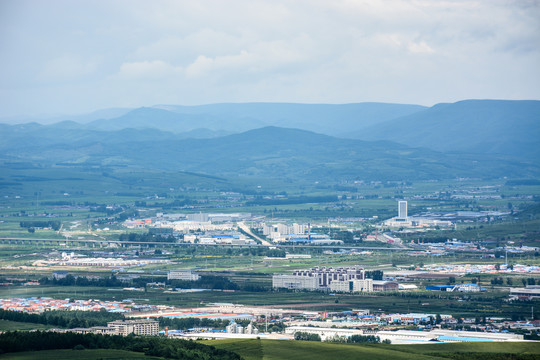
<box><xmin>1</xmin><ymin>1</ymin><xmax>539</xmax><ymax>117</ymax></box>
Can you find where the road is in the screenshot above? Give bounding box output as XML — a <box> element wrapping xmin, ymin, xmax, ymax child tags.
<box><xmin>237</xmin><ymin>221</ymin><xmax>273</xmax><ymax>246</ymax></box>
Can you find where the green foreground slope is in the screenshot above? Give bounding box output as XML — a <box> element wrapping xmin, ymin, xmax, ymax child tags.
<box><xmin>0</xmin><ymin>349</ymin><xmax>165</xmax><ymax>360</ymax></box>
<box><xmin>204</xmin><ymin>339</ymin><xmax>438</xmax><ymax>360</ymax></box>
<box><xmin>205</xmin><ymin>339</ymin><xmax>540</xmax><ymax>360</ymax></box>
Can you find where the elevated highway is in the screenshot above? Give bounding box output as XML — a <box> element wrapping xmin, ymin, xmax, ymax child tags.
<box><xmin>0</xmin><ymin>237</ymin><xmax>411</xmax><ymax>252</ymax></box>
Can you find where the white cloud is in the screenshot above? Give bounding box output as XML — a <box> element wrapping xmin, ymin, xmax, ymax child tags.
<box><xmin>118</xmin><ymin>60</ymin><xmax>182</xmax><ymax>80</ymax></box>
<box><xmin>407</xmin><ymin>41</ymin><xmax>435</xmax><ymax>54</ymax></box>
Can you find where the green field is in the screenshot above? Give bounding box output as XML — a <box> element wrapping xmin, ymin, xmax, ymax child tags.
<box><xmin>0</xmin><ymin>319</ymin><xmax>53</xmax><ymax>331</ymax></box>
<box><xmin>0</xmin><ymin>349</ymin><xmax>164</xmax><ymax>360</ymax></box>
<box><xmin>204</xmin><ymin>339</ymin><xmax>540</xmax><ymax>360</ymax></box>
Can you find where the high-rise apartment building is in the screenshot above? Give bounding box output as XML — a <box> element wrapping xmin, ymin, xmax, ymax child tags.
<box><xmin>398</xmin><ymin>201</ymin><xmax>408</xmax><ymax>220</ymax></box>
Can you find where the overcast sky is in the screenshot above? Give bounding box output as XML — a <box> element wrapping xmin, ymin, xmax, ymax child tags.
<box><xmin>1</xmin><ymin>0</ymin><xmax>539</xmax><ymax>117</ymax></box>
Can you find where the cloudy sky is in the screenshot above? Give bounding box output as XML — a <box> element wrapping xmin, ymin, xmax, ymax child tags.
<box><xmin>1</xmin><ymin>0</ymin><xmax>539</xmax><ymax>117</ymax></box>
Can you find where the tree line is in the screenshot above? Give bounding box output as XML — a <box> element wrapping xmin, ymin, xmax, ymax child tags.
<box><xmin>19</xmin><ymin>220</ymin><xmax>61</xmax><ymax>231</ymax></box>
<box><xmin>39</xmin><ymin>274</ymin><xmax>125</xmax><ymax>287</ymax></box>
<box><xmin>0</xmin><ymin>331</ymin><xmax>241</xmax><ymax>359</ymax></box>
<box><xmin>119</xmin><ymin>232</ymin><xmax>176</xmax><ymax>243</ymax></box>
<box><xmin>0</xmin><ymin>309</ymin><xmax>124</xmax><ymax>328</ymax></box>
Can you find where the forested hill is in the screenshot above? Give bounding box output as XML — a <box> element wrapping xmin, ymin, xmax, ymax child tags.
<box><xmin>0</xmin><ymin>125</ymin><xmax>538</xmax><ymax>181</ymax></box>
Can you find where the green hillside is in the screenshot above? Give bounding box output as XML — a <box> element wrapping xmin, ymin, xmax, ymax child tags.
<box><xmin>0</xmin><ymin>349</ymin><xmax>165</xmax><ymax>360</ymax></box>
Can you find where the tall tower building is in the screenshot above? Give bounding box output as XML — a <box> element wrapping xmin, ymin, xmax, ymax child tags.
<box><xmin>398</xmin><ymin>201</ymin><xmax>408</xmax><ymax>220</ymax></box>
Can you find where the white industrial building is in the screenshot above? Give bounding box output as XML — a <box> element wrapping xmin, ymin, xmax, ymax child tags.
<box><xmin>226</xmin><ymin>321</ymin><xmax>259</xmax><ymax>335</ymax></box>
<box><xmin>167</xmin><ymin>268</ymin><xmax>200</xmax><ymax>281</ymax></box>
<box><xmin>285</xmin><ymin>327</ymin><xmax>524</xmax><ymax>344</ymax></box>
<box><xmin>376</xmin><ymin>329</ymin><xmax>524</xmax><ymax>344</ymax></box>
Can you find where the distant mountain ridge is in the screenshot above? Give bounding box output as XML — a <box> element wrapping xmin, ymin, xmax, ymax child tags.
<box><xmin>83</xmin><ymin>102</ymin><xmax>426</xmax><ymax>136</ymax></box>
<box><xmin>351</xmin><ymin>99</ymin><xmax>540</xmax><ymax>159</ymax></box>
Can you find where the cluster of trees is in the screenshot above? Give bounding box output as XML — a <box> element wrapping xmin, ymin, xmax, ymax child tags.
<box><xmin>365</xmin><ymin>270</ymin><xmax>384</xmax><ymax>281</ymax></box>
<box><xmin>329</xmin><ymin>230</ymin><xmax>365</xmax><ymax>243</ymax></box>
<box><xmin>522</xmin><ymin>278</ymin><xmax>539</xmax><ymax>286</ymax></box>
<box><xmin>19</xmin><ymin>220</ymin><xmax>61</xmax><ymax>231</ymax></box>
<box><xmin>294</xmin><ymin>331</ymin><xmax>321</xmax><ymax>341</ymax></box>
<box><xmin>264</xmin><ymin>249</ymin><xmax>287</xmax><ymax>257</ymax></box>
<box><xmin>170</xmin><ymin>275</ymin><xmax>270</xmax><ymax>292</ymax></box>
<box><xmin>0</xmin><ymin>331</ymin><xmax>241</xmax><ymax>359</ymax></box>
<box><xmin>169</xmin><ymin>275</ymin><xmax>239</xmax><ymax>291</ymax></box>
<box><xmin>327</xmin><ymin>334</ymin><xmax>388</xmax><ymax>344</ymax></box>
<box><xmin>40</xmin><ymin>274</ymin><xmax>124</xmax><ymax>287</ymax></box>
<box><xmin>118</xmin><ymin>232</ymin><xmax>176</xmax><ymax>243</ymax></box>
<box><xmin>0</xmin><ymin>309</ymin><xmax>124</xmax><ymax>328</ymax></box>
<box><xmin>91</xmin><ymin>205</ymin><xmax>124</xmax><ymax>216</ymax></box>
<box><xmin>491</xmin><ymin>277</ymin><xmax>507</xmax><ymax>285</ymax></box>
<box><xmin>246</xmin><ymin>195</ymin><xmax>338</xmax><ymax>206</ymax></box>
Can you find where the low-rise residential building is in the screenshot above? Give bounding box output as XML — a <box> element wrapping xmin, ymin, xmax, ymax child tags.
<box><xmin>372</xmin><ymin>280</ymin><xmax>400</xmax><ymax>292</ymax></box>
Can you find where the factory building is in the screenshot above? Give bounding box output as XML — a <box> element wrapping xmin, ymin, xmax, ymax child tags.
<box><xmin>272</xmin><ymin>266</ymin><xmax>373</xmax><ymax>292</ymax></box>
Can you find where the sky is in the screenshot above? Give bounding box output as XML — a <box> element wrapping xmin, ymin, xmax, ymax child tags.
<box><xmin>1</xmin><ymin>0</ymin><xmax>539</xmax><ymax>118</ymax></box>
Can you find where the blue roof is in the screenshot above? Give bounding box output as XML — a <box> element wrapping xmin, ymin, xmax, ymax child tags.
<box><xmin>438</xmin><ymin>336</ymin><xmax>493</xmax><ymax>342</ymax></box>
<box><xmin>426</xmin><ymin>285</ymin><xmax>454</xmax><ymax>290</ymax></box>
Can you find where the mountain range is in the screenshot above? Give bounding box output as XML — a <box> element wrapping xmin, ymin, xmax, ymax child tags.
<box><xmin>0</xmin><ymin>99</ymin><xmax>538</xmax><ymax>182</ymax></box>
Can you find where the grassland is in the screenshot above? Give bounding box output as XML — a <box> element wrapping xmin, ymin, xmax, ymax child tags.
<box><xmin>0</xmin><ymin>319</ymin><xmax>53</xmax><ymax>331</ymax></box>
<box><xmin>204</xmin><ymin>339</ymin><xmax>540</xmax><ymax>360</ymax></box>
